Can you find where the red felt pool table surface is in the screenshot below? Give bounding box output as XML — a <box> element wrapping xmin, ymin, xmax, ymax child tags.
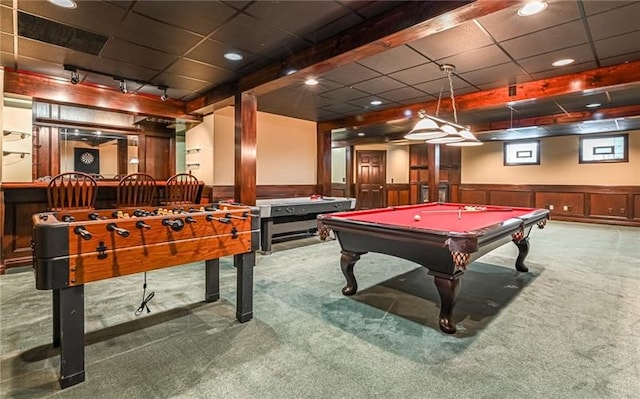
<box><xmin>328</xmin><ymin>203</ymin><xmax>538</xmax><ymax>233</ymax></box>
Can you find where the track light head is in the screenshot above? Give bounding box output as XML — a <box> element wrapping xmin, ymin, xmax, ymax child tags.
<box><xmin>118</xmin><ymin>79</ymin><xmax>127</xmax><ymax>94</ymax></box>
<box><xmin>158</xmin><ymin>86</ymin><xmax>169</xmax><ymax>101</ymax></box>
<box><xmin>70</xmin><ymin>71</ymin><xmax>80</xmax><ymax>85</ymax></box>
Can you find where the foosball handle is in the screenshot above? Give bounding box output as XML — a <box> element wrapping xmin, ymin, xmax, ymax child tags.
<box><xmin>73</xmin><ymin>225</ymin><xmax>92</xmax><ymax>240</ymax></box>
<box><xmin>107</xmin><ymin>223</ymin><xmax>130</xmax><ymax>237</ymax></box>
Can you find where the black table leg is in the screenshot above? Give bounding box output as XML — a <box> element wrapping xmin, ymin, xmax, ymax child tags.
<box><xmin>234</xmin><ymin>252</ymin><xmax>254</xmax><ymax>323</ymax></box>
<box><xmin>58</xmin><ymin>284</ymin><xmax>85</xmax><ymax>389</ymax></box>
<box><xmin>205</xmin><ymin>259</ymin><xmax>220</xmax><ymax>302</ymax></box>
<box><xmin>340</xmin><ymin>251</ymin><xmax>361</xmax><ymax>296</ymax></box>
<box><xmin>513</xmin><ymin>237</ymin><xmax>530</xmax><ymax>272</ymax></box>
<box><xmin>260</xmin><ymin>219</ymin><xmax>273</xmax><ymax>254</ymax></box>
<box><xmin>52</xmin><ymin>288</ymin><xmax>60</xmax><ymax>347</ymax></box>
<box><xmin>432</xmin><ymin>275</ymin><xmax>461</xmax><ymax>334</ymax></box>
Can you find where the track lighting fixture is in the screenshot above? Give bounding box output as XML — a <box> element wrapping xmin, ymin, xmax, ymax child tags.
<box><xmin>63</xmin><ymin>64</ymin><xmax>80</xmax><ymax>85</ymax></box>
<box><xmin>159</xmin><ymin>86</ymin><xmax>169</xmax><ymax>101</ymax></box>
<box><xmin>118</xmin><ymin>79</ymin><xmax>128</xmax><ymax>94</ymax></box>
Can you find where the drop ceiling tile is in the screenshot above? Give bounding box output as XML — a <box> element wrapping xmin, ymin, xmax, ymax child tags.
<box><xmin>439</xmin><ymin>45</ymin><xmax>511</xmax><ymax>74</ymax></box>
<box><xmin>387</xmin><ymin>62</ymin><xmax>442</xmax><ymax>86</ymax></box>
<box><xmin>186</xmin><ymin>38</ymin><xmax>261</xmax><ymax>71</ymax></box>
<box><xmin>600</xmin><ymin>51</ymin><xmax>640</xmax><ymax>67</ymax></box>
<box><xmin>154</xmin><ymin>71</ymin><xmax>210</xmax><ymax>92</ymax></box>
<box><xmin>478</xmin><ymin>0</ymin><xmax>581</xmax><ymax>42</ymax></box>
<box><xmin>320</xmin><ymin>102</ymin><xmax>363</xmax><ymax>114</ymax></box>
<box><xmin>460</xmin><ymin>62</ymin><xmax>528</xmax><ymax>87</ymax></box>
<box><xmin>15</xmin><ymin>55</ymin><xmax>66</xmax><ymax>79</ymax></box>
<box><xmin>211</xmin><ymin>13</ymin><xmax>308</xmax><ymax>58</ymax></box>
<box><xmin>358</xmin><ymin>45</ymin><xmax>429</xmax><ymax>75</ymax></box>
<box><xmin>529</xmin><ymin>61</ymin><xmax>599</xmax><ymax>80</ymax></box>
<box><xmin>500</xmin><ymin>21</ymin><xmax>589</xmax><ymax>60</ymax></box>
<box><xmin>116</xmin><ymin>13</ymin><xmax>202</xmax><ymax>55</ymax></box>
<box><xmin>582</xmin><ymin>0</ymin><xmax>630</xmax><ymax>16</ymax></box>
<box><xmin>132</xmin><ymin>1</ymin><xmax>237</xmax><ymax>36</ymax></box>
<box><xmin>351</xmin><ymin>76</ymin><xmax>405</xmax><ymax>94</ymax></box>
<box><xmin>347</xmin><ymin>95</ymin><xmax>395</xmax><ymax>110</ymax></box>
<box><xmin>1</xmin><ymin>51</ymin><xmax>14</xmax><ymax>68</ymax></box>
<box><xmin>16</xmin><ymin>37</ymin><xmax>97</xmax><ymax>69</ymax></box>
<box><xmin>308</xmin><ymin>13</ymin><xmax>364</xmax><ymax>44</ymax></box>
<box><xmin>408</xmin><ymin>21</ymin><xmax>492</xmax><ymax>61</ymax></box>
<box><xmin>320</xmin><ymin>63</ymin><xmax>380</xmax><ymax>85</ymax></box>
<box><xmin>594</xmin><ymin>31</ymin><xmax>640</xmax><ymax>60</ymax></box>
<box><xmin>556</xmin><ymin>92</ymin><xmax>610</xmax><ymax>112</ymax></box>
<box><xmin>378</xmin><ymin>86</ymin><xmax>431</xmax><ymax>103</ymax></box>
<box><xmin>18</xmin><ymin>1</ymin><xmax>128</xmax><ymax>37</ymax></box>
<box><xmin>100</xmin><ymin>39</ymin><xmax>177</xmax><ymax>71</ymax></box>
<box><xmin>517</xmin><ymin>44</ymin><xmax>593</xmax><ymax>74</ymax></box>
<box><xmin>321</xmin><ymin>86</ymin><xmax>369</xmax><ymax>102</ymax></box>
<box><xmin>166</xmin><ymin>59</ymin><xmax>237</xmax><ymax>85</ymax></box>
<box><xmin>587</xmin><ymin>2</ymin><xmax>640</xmax><ymax>40</ymax></box>
<box><xmin>396</xmin><ymin>94</ymin><xmax>437</xmax><ymax>106</ymax></box>
<box><xmin>245</xmin><ymin>1</ymin><xmax>349</xmax><ymax>39</ymax></box>
<box><xmin>88</xmin><ymin>57</ymin><xmax>162</xmax><ymax>83</ymax></box>
<box><xmin>413</xmin><ymin>75</ymin><xmax>473</xmax><ymax>97</ymax></box>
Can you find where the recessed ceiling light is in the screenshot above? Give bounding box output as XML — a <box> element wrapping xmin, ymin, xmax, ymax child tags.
<box><xmin>552</xmin><ymin>58</ymin><xmax>575</xmax><ymax>67</ymax></box>
<box><xmin>47</xmin><ymin>0</ymin><xmax>77</xmax><ymax>9</ymax></box>
<box><xmin>370</xmin><ymin>100</ymin><xmax>382</xmax><ymax>106</ymax></box>
<box><xmin>357</xmin><ymin>132</ymin><xmax>365</xmax><ymax>137</ymax></box>
<box><xmin>586</xmin><ymin>103</ymin><xmax>601</xmax><ymax>108</ymax></box>
<box><xmin>305</xmin><ymin>78</ymin><xmax>319</xmax><ymax>86</ymax></box>
<box><xmin>284</xmin><ymin>68</ymin><xmax>297</xmax><ymax>76</ymax></box>
<box><xmin>517</xmin><ymin>1</ymin><xmax>547</xmax><ymax>16</ymax></box>
<box><xmin>224</xmin><ymin>52</ymin><xmax>243</xmax><ymax>61</ymax></box>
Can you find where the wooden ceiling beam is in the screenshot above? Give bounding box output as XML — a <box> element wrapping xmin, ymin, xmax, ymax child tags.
<box><xmin>186</xmin><ymin>0</ymin><xmax>518</xmax><ymax>114</ymax></box>
<box><xmin>3</xmin><ymin>69</ymin><xmax>197</xmax><ymax>121</ymax></box>
<box><xmin>320</xmin><ymin>60</ymin><xmax>640</xmax><ymax>131</ymax></box>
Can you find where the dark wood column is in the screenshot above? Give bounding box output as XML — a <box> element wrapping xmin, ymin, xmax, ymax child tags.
<box><xmin>427</xmin><ymin>144</ymin><xmax>440</xmax><ymax>203</ymax></box>
<box><xmin>234</xmin><ymin>92</ymin><xmax>257</xmax><ymax>206</ymax></box>
<box><xmin>317</xmin><ymin>126</ymin><xmax>331</xmax><ymax>195</ymax></box>
<box><xmin>346</xmin><ymin>145</ymin><xmax>354</xmax><ymax>198</ymax></box>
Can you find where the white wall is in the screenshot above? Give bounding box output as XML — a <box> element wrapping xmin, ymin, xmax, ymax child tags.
<box><xmin>210</xmin><ymin>106</ymin><xmax>317</xmax><ymax>186</ymax></box>
<box><xmin>462</xmin><ymin>132</ymin><xmax>640</xmax><ymax>185</ymax></box>
<box><xmin>185</xmin><ymin>114</ymin><xmax>214</xmax><ymax>184</ymax></box>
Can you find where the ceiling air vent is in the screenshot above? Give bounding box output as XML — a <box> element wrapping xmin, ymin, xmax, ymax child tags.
<box><xmin>18</xmin><ymin>12</ymin><xmax>108</xmax><ymax>55</ymax></box>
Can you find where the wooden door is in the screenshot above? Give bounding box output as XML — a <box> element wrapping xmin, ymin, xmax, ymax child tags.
<box><xmin>143</xmin><ymin>135</ymin><xmax>174</xmax><ymax>180</ymax></box>
<box><xmin>356</xmin><ymin>150</ymin><xmax>386</xmax><ymax>209</ymax></box>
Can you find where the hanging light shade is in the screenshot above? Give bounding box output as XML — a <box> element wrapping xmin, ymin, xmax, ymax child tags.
<box><xmin>426</xmin><ymin>134</ymin><xmax>464</xmax><ymax>144</ymax></box>
<box><xmin>447</xmin><ymin>129</ymin><xmax>483</xmax><ymax>146</ymax></box>
<box><xmin>404</xmin><ymin>117</ymin><xmax>446</xmax><ymax>140</ymax></box>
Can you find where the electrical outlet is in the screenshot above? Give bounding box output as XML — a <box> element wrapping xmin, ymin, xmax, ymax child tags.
<box><xmin>563</xmin><ymin>205</ymin><xmax>568</xmax><ymax>211</ymax></box>
<box><xmin>548</xmin><ymin>204</ymin><xmax>554</xmax><ymax>210</ymax></box>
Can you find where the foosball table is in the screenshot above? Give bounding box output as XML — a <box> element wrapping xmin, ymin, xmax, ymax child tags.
<box><xmin>32</xmin><ymin>203</ymin><xmax>260</xmax><ymax>389</ymax></box>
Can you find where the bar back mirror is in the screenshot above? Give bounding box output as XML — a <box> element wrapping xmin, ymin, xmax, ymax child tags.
<box><xmin>60</xmin><ymin>129</ymin><xmax>139</xmax><ymax>180</ymax></box>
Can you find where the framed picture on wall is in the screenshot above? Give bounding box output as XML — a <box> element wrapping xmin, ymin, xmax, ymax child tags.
<box><xmin>74</xmin><ymin>148</ymin><xmax>100</xmax><ymax>174</ymax></box>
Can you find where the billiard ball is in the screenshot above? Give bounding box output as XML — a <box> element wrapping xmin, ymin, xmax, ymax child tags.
<box><xmin>414</xmin><ymin>214</ymin><xmax>421</xmax><ymax>221</ymax></box>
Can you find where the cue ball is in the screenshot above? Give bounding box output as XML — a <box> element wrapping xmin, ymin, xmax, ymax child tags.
<box><xmin>414</xmin><ymin>214</ymin><xmax>421</xmax><ymax>221</ymax></box>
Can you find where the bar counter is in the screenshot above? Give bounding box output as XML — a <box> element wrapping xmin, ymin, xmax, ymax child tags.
<box><xmin>1</xmin><ymin>180</ymin><xmax>204</xmax><ymax>272</ymax></box>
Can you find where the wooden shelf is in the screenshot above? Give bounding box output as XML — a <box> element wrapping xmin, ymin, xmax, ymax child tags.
<box><xmin>3</xmin><ymin>130</ymin><xmax>31</xmax><ymax>141</ymax></box>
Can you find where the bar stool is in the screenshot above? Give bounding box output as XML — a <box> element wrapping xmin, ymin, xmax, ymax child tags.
<box><xmin>47</xmin><ymin>172</ymin><xmax>98</xmax><ymax>211</ymax></box>
<box><xmin>116</xmin><ymin>173</ymin><xmax>156</xmax><ymax>207</ymax></box>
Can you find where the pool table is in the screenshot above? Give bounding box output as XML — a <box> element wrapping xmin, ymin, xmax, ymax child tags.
<box><xmin>318</xmin><ymin>202</ymin><xmax>549</xmax><ymax>334</ymax></box>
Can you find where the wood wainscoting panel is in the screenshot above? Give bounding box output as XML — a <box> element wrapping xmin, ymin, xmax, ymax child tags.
<box><xmin>634</xmin><ymin>194</ymin><xmax>640</xmax><ymax>220</ymax></box>
<box><xmin>489</xmin><ymin>190</ymin><xmax>534</xmax><ymax>207</ymax></box>
<box><xmin>459</xmin><ymin>189</ymin><xmax>487</xmax><ymax>205</ymax></box>
<box><xmin>386</xmin><ymin>184</ymin><xmax>410</xmax><ymax>206</ymax></box>
<box><xmin>589</xmin><ymin>193</ymin><xmax>628</xmax><ymax>219</ymax></box>
<box><xmin>534</xmin><ymin>192</ymin><xmax>585</xmax><ymax>216</ymax></box>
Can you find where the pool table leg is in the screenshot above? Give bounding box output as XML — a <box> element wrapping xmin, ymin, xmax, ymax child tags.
<box><xmin>513</xmin><ymin>237</ymin><xmax>530</xmax><ymax>272</ymax></box>
<box><xmin>340</xmin><ymin>251</ymin><xmax>361</xmax><ymax>296</ymax></box>
<box><xmin>433</xmin><ymin>275</ymin><xmax>461</xmax><ymax>334</ymax></box>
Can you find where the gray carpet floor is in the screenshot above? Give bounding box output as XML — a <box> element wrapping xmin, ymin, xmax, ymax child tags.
<box><xmin>0</xmin><ymin>221</ymin><xmax>639</xmax><ymax>398</ymax></box>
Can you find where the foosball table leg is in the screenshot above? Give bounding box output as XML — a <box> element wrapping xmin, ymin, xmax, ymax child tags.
<box><xmin>234</xmin><ymin>252</ymin><xmax>254</xmax><ymax>323</ymax></box>
<box><xmin>58</xmin><ymin>285</ymin><xmax>86</xmax><ymax>389</ymax></box>
<box><xmin>205</xmin><ymin>259</ymin><xmax>220</xmax><ymax>302</ymax></box>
